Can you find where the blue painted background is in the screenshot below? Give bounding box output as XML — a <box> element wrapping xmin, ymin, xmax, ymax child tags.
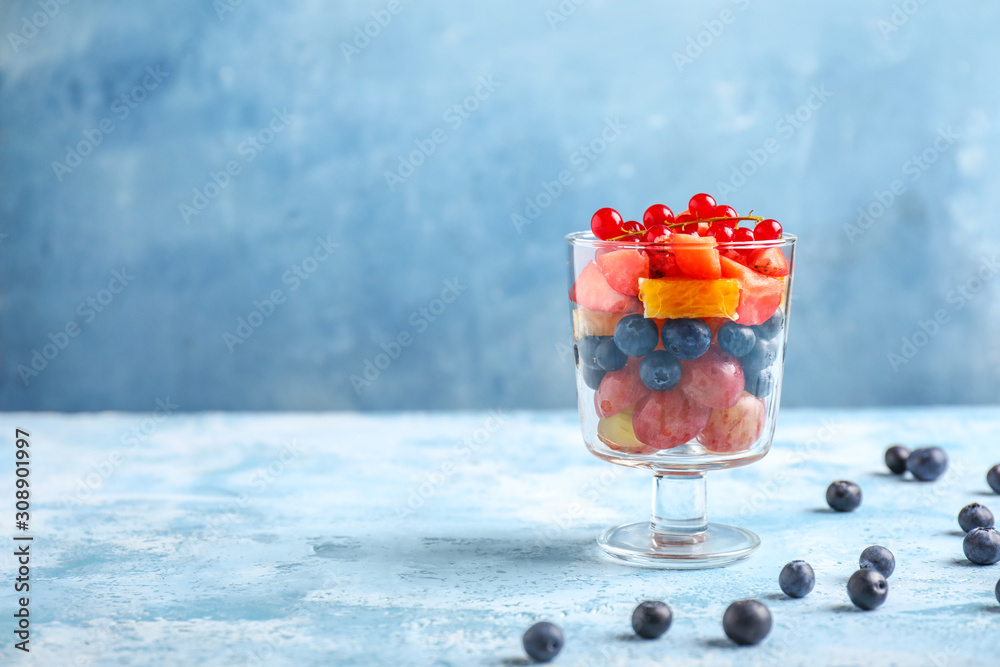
<box><xmin>2</xmin><ymin>0</ymin><xmax>1000</xmax><ymax>411</ymax></box>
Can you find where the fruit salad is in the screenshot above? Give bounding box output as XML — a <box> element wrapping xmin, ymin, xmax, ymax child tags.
<box><xmin>568</xmin><ymin>193</ymin><xmax>793</xmax><ymax>467</ymax></box>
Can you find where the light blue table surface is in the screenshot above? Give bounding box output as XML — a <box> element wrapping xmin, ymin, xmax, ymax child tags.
<box><xmin>1</xmin><ymin>408</ymin><xmax>999</xmax><ymax>666</ymax></box>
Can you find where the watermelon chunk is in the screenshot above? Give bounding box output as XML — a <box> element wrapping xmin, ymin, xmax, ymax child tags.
<box><xmin>572</xmin><ymin>261</ymin><xmax>642</xmax><ymax>313</ymax></box>
<box><xmin>596</xmin><ymin>249</ymin><xmax>650</xmax><ymax>296</ymax></box>
<box><xmin>719</xmin><ymin>256</ymin><xmax>784</xmax><ymax>325</ymax></box>
<box><xmin>671</xmin><ymin>233</ymin><xmax>721</xmax><ymax>279</ymax></box>
<box><xmin>747</xmin><ymin>247</ymin><xmax>790</xmax><ymax>277</ymax></box>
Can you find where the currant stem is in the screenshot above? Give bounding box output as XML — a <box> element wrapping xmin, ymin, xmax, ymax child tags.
<box><xmin>604</xmin><ymin>213</ymin><xmax>764</xmax><ymax>242</ymax></box>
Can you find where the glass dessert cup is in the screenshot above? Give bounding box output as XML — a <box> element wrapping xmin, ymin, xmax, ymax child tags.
<box><xmin>567</xmin><ymin>232</ymin><xmax>796</xmax><ymax>568</ymax></box>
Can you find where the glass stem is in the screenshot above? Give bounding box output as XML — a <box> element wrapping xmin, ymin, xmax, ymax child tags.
<box><xmin>650</xmin><ymin>472</ymin><xmax>708</xmax><ymax>538</ymax></box>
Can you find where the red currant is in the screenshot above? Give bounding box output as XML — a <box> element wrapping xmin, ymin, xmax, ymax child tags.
<box><xmin>733</xmin><ymin>227</ymin><xmax>755</xmax><ymax>244</ymax></box>
<box><xmin>709</xmin><ymin>221</ymin><xmax>735</xmax><ymax>243</ymax></box>
<box><xmin>754</xmin><ymin>219</ymin><xmax>783</xmax><ymax>241</ymax></box>
<box><xmin>688</xmin><ymin>193</ymin><xmax>717</xmax><ymax>219</ymax></box>
<box><xmin>643</xmin><ymin>224</ymin><xmax>671</xmax><ymax>243</ymax></box>
<box><xmin>642</xmin><ymin>204</ymin><xmax>674</xmax><ymax>228</ymax></box>
<box><xmin>620</xmin><ymin>220</ymin><xmax>645</xmax><ymax>237</ymax></box>
<box><xmin>674</xmin><ymin>212</ymin><xmax>698</xmax><ymax>234</ymax></box>
<box><xmin>591</xmin><ymin>207</ymin><xmax>624</xmax><ymax>240</ymax></box>
<box><xmin>712</xmin><ymin>205</ymin><xmax>737</xmax><ymax>220</ymax></box>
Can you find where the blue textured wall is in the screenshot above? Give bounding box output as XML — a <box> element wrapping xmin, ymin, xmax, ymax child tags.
<box><xmin>2</xmin><ymin>0</ymin><xmax>1000</xmax><ymax>411</ymax></box>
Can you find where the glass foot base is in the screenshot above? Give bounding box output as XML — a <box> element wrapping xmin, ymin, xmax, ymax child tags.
<box><xmin>598</xmin><ymin>521</ymin><xmax>760</xmax><ymax>569</ymax></box>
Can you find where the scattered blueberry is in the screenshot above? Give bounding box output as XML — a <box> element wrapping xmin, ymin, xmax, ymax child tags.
<box><xmin>859</xmin><ymin>546</ymin><xmax>895</xmax><ymax>578</ymax></box>
<box><xmin>614</xmin><ymin>315</ymin><xmax>659</xmax><ymax>358</ymax></box>
<box><xmin>660</xmin><ymin>318</ymin><xmax>712</xmax><ymax>360</ymax></box>
<box><xmin>639</xmin><ymin>351</ymin><xmax>682</xmax><ymax>391</ymax></box>
<box><xmin>717</xmin><ymin>322</ymin><xmax>756</xmax><ymax>358</ymax></box>
<box><xmin>826</xmin><ymin>480</ymin><xmax>862</xmax><ymax>512</ymax></box>
<box><xmin>963</xmin><ymin>527</ymin><xmax>1000</xmax><ymax>565</ymax></box>
<box><xmin>959</xmin><ymin>503</ymin><xmax>995</xmax><ymax>533</ymax></box>
<box><xmin>884</xmin><ymin>445</ymin><xmax>910</xmax><ymax>475</ymax></box>
<box><xmin>996</xmin><ymin>579</ymin><xmax>1000</xmax><ymax>604</ymax></box>
<box><xmin>988</xmin><ymin>464</ymin><xmax>1000</xmax><ymax>494</ymax></box>
<box><xmin>745</xmin><ymin>367</ymin><xmax>775</xmax><ymax>399</ymax></box>
<box><xmin>906</xmin><ymin>446</ymin><xmax>948</xmax><ymax>481</ymax></box>
<box><xmin>778</xmin><ymin>560</ymin><xmax>815</xmax><ymax>598</ymax></box>
<box><xmin>595</xmin><ymin>337</ymin><xmax>627</xmax><ymax>371</ymax></box>
<box><xmin>631</xmin><ymin>600</ymin><xmax>672</xmax><ymax>639</ymax></box>
<box><xmin>722</xmin><ymin>600</ymin><xmax>771</xmax><ymax>646</ymax></box>
<box><xmin>580</xmin><ymin>364</ymin><xmax>606</xmax><ymax>390</ymax></box>
<box><xmin>752</xmin><ymin>309</ymin><xmax>785</xmax><ymax>341</ymax></box>
<box><xmin>522</xmin><ymin>622</ymin><xmax>563</xmax><ymax>663</ymax></box>
<box><xmin>847</xmin><ymin>568</ymin><xmax>888</xmax><ymax>610</ymax></box>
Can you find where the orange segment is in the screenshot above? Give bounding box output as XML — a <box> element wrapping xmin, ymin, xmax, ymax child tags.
<box><xmin>638</xmin><ymin>277</ymin><xmax>740</xmax><ymax>319</ymax></box>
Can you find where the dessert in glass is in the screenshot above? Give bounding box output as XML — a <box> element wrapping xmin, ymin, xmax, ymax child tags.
<box><xmin>566</xmin><ymin>193</ymin><xmax>795</xmax><ymax>568</ymax></box>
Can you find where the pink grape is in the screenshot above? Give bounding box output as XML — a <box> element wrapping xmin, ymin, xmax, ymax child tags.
<box><xmin>631</xmin><ymin>389</ymin><xmax>711</xmax><ymax>450</ymax></box>
<box><xmin>678</xmin><ymin>346</ymin><xmax>744</xmax><ymax>409</ymax></box>
<box><xmin>595</xmin><ymin>358</ymin><xmax>649</xmax><ymax>418</ymax></box>
<box><xmin>698</xmin><ymin>392</ymin><xmax>766</xmax><ymax>453</ymax></box>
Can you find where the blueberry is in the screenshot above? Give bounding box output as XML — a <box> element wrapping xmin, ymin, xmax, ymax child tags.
<box><xmin>959</xmin><ymin>503</ymin><xmax>995</xmax><ymax>533</ymax></box>
<box><xmin>722</xmin><ymin>600</ymin><xmax>771</xmax><ymax>646</ymax></box>
<box><xmin>745</xmin><ymin>367</ymin><xmax>775</xmax><ymax>398</ymax></box>
<box><xmin>906</xmin><ymin>446</ymin><xmax>948</xmax><ymax>481</ymax></box>
<box><xmin>963</xmin><ymin>527</ymin><xmax>1000</xmax><ymax>565</ymax></box>
<box><xmin>522</xmin><ymin>621</ymin><xmax>563</xmax><ymax>663</ymax></box>
<box><xmin>859</xmin><ymin>545</ymin><xmax>895</xmax><ymax>578</ymax></box>
<box><xmin>988</xmin><ymin>464</ymin><xmax>1000</xmax><ymax>494</ymax></box>
<box><xmin>752</xmin><ymin>309</ymin><xmax>785</xmax><ymax>341</ymax></box>
<box><xmin>639</xmin><ymin>351</ymin><xmax>682</xmax><ymax>391</ymax></box>
<box><xmin>660</xmin><ymin>318</ymin><xmax>711</xmax><ymax>360</ymax></box>
<box><xmin>595</xmin><ymin>337</ymin><xmax>627</xmax><ymax>371</ymax></box>
<box><xmin>884</xmin><ymin>445</ymin><xmax>910</xmax><ymax>475</ymax></box>
<box><xmin>580</xmin><ymin>364</ymin><xmax>606</xmax><ymax>390</ymax></box>
<box><xmin>614</xmin><ymin>315</ymin><xmax>659</xmax><ymax>358</ymax></box>
<box><xmin>631</xmin><ymin>600</ymin><xmax>672</xmax><ymax>639</ymax></box>
<box><xmin>717</xmin><ymin>322</ymin><xmax>756</xmax><ymax>358</ymax></box>
<box><xmin>778</xmin><ymin>560</ymin><xmax>815</xmax><ymax>598</ymax></box>
<box><xmin>847</xmin><ymin>568</ymin><xmax>888</xmax><ymax>610</ymax></box>
<box><xmin>826</xmin><ymin>480</ymin><xmax>862</xmax><ymax>512</ymax></box>
<box><xmin>996</xmin><ymin>578</ymin><xmax>1000</xmax><ymax>604</ymax></box>
<box><xmin>741</xmin><ymin>338</ymin><xmax>778</xmax><ymax>376</ymax></box>
<box><xmin>576</xmin><ymin>336</ymin><xmax>605</xmax><ymax>368</ymax></box>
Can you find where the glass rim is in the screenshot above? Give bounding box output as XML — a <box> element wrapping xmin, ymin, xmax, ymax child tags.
<box><xmin>565</xmin><ymin>230</ymin><xmax>796</xmax><ymax>249</ymax></box>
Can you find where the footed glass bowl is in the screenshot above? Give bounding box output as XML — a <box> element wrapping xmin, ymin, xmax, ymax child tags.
<box><xmin>567</xmin><ymin>231</ymin><xmax>796</xmax><ymax>568</ymax></box>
